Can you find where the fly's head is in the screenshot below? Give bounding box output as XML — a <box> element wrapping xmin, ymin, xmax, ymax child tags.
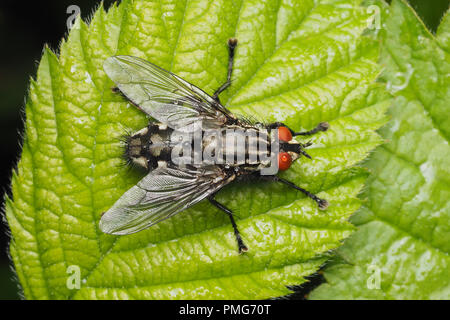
<box><xmin>277</xmin><ymin>126</ymin><xmax>312</xmax><ymax>171</ymax></box>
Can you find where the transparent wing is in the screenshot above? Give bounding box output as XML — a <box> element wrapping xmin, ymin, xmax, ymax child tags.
<box><xmin>103</xmin><ymin>55</ymin><xmax>235</xmax><ymax>130</ymax></box>
<box><xmin>99</xmin><ymin>165</ymin><xmax>232</xmax><ymax>235</ymax></box>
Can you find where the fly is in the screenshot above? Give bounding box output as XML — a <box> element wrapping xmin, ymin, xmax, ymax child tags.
<box><xmin>100</xmin><ymin>38</ymin><xmax>329</xmax><ymax>253</ymax></box>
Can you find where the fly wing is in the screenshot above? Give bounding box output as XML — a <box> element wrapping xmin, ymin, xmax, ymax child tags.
<box><xmin>99</xmin><ymin>165</ymin><xmax>233</xmax><ymax>235</ymax></box>
<box><xmin>103</xmin><ymin>55</ymin><xmax>235</xmax><ymax>130</ymax></box>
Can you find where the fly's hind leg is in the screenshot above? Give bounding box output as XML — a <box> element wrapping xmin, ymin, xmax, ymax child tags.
<box><xmin>208</xmin><ymin>192</ymin><xmax>248</xmax><ymax>254</ymax></box>
<box><xmin>212</xmin><ymin>38</ymin><xmax>238</xmax><ymax>103</ymax></box>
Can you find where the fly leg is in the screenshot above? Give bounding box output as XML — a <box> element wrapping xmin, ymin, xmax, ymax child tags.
<box><xmin>208</xmin><ymin>193</ymin><xmax>248</xmax><ymax>254</ymax></box>
<box><xmin>212</xmin><ymin>38</ymin><xmax>238</xmax><ymax>103</ymax></box>
<box><xmin>293</xmin><ymin>122</ymin><xmax>329</xmax><ymax>136</ymax></box>
<box><xmin>261</xmin><ymin>175</ymin><xmax>329</xmax><ymax>210</ymax></box>
<box><xmin>265</xmin><ymin>121</ymin><xmax>329</xmax><ymax>136</ymax></box>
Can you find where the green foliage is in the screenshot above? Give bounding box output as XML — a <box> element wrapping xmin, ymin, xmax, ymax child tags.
<box><xmin>5</xmin><ymin>0</ymin><xmax>388</xmax><ymax>299</ymax></box>
<box><xmin>311</xmin><ymin>0</ymin><xmax>450</xmax><ymax>299</ymax></box>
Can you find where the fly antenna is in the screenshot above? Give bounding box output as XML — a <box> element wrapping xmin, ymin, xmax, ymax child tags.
<box><xmin>299</xmin><ymin>149</ymin><xmax>312</xmax><ymax>159</ymax></box>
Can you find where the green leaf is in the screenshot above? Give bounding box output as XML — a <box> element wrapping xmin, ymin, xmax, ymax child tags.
<box><xmin>310</xmin><ymin>0</ymin><xmax>450</xmax><ymax>300</ymax></box>
<box><xmin>6</xmin><ymin>0</ymin><xmax>388</xmax><ymax>299</ymax></box>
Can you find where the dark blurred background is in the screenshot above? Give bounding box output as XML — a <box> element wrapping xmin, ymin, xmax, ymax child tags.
<box><xmin>0</xmin><ymin>0</ymin><xmax>448</xmax><ymax>300</ymax></box>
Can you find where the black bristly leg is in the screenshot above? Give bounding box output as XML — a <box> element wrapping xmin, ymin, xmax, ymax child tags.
<box><xmin>260</xmin><ymin>175</ymin><xmax>329</xmax><ymax>210</ymax></box>
<box><xmin>266</xmin><ymin>121</ymin><xmax>329</xmax><ymax>136</ymax></box>
<box><xmin>212</xmin><ymin>38</ymin><xmax>238</xmax><ymax>103</ymax></box>
<box><xmin>208</xmin><ymin>193</ymin><xmax>248</xmax><ymax>254</ymax></box>
<box><xmin>293</xmin><ymin>122</ymin><xmax>329</xmax><ymax>136</ymax></box>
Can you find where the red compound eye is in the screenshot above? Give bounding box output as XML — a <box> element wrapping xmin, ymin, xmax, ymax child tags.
<box><xmin>278</xmin><ymin>152</ymin><xmax>292</xmax><ymax>171</ymax></box>
<box><xmin>278</xmin><ymin>126</ymin><xmax>293</xmax><ymax>142</ymax></box>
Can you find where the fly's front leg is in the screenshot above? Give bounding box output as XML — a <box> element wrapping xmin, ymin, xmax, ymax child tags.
<box><xmin>260</xmin><ymin>175</ymin><xmax>329</xmax><ymax>210</ymax></box>
<box><xmin>266</xmin><ymin>121</ymin><xmax>329</xmax><ymax>136</ymax></box>
<box><xmin>293</xmin><ymin>122</ymin><xmax>329</xmax><ymax>136</ymax></box>
<box><xmin>208</xmin><ymin>192</ymin><xmax>248</xmax><ymax>254</ymax></box>
<box><xmin>212</xmin><ymin>38</ymin><xmax>238</xmax><ymax>103</ymax></box>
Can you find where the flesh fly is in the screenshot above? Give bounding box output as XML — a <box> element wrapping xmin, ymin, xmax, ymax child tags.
<box><xmin>100</xmin><ymin>39</ymin><xmax>329</xmax><ymax>253</ymax></box>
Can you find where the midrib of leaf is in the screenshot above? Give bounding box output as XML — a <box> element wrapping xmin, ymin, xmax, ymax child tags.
<box><xmin>7</xmin><ymin>0</ymin><xmax>388</xmax><ymax>300</ymax></box>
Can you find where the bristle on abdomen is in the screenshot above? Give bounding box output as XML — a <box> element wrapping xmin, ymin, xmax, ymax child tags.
<box><xmin>123</xmin><ymin>123</ymin><xmax>173</xmax><ymax>171</ymax></box>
